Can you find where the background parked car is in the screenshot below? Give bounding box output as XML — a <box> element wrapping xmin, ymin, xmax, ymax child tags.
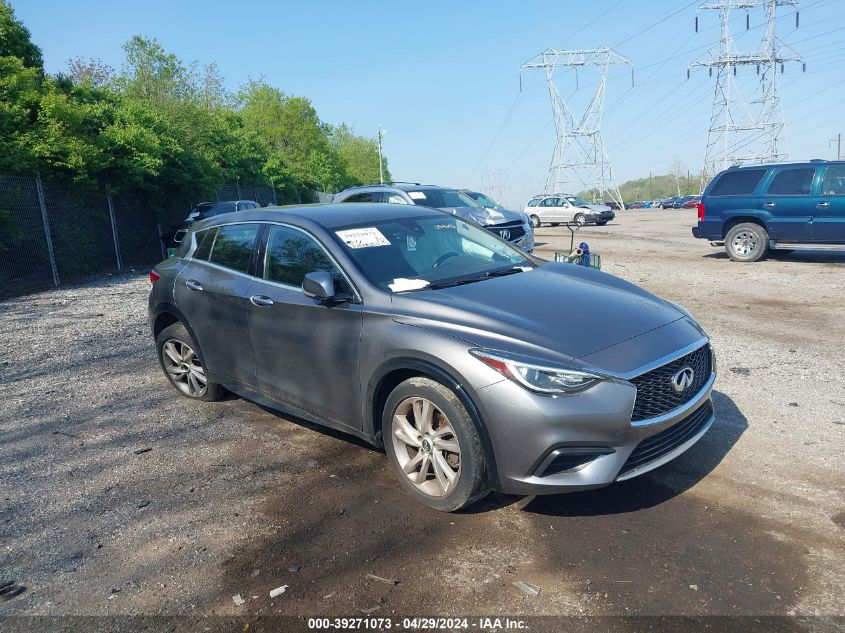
<box><xmin>162</xmin><ymin>200</ymin><xmax>261</xmax><ymax>249</ymax></box>
<box><xmin>683</xmin><ymin>196</ymin><xmax>701</xmax><ymax>209</ymax></box>
<box><xmin>333</xmin><ymin>183</ymin><xmax>534</xmax><ymax>252</ymax></box>
<box><xmin>692</xmin><ymin>160</ymin><xmax>845</xmax><ymax>261</ymax></box>
<box><xmin>524</xmin><ymin>194</ymin><xmax>615</xmax><ymax>227</ymax></box>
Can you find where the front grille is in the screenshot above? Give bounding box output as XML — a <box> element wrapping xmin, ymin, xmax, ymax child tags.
<box><xmin>619</xmin><ymin>401</ymin><xmax>714</xmax><ymax>477</ymax></box>
<box><xmin>630</xmin><ymin>343</ymin><xmax>712</xmax><ymax>421</ymax></box>
<box><xmin>489</xmin><ymin>221</ymin><xmax>525</xmax><ymax>242</ymax></box>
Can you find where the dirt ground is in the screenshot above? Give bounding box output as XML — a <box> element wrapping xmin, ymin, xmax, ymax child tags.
<box><xmin>1</xmin><ymin>209</ymin><xmax>843</xmax><ymax>628</ymax></box>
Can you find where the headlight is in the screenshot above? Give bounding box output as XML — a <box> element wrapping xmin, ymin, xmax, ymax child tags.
<box><xmin>470</xmin><ymin>350</ymin><xmax>602</xmax><ymax>394</ymax></box>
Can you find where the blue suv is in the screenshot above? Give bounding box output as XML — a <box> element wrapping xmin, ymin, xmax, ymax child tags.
<box><xmin>692</xmin><ymin>160</ymin><xmax>845</xmax><ymax>261</ymax></box>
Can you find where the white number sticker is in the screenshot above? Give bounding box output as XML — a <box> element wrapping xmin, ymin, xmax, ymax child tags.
<box><xmin>335</xmin><ymin>228</ymin><xmax>391</xmax><ymax>249</ymax></box>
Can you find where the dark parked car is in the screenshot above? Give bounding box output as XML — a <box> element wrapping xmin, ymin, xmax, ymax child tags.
<box><xmin>161</xmin><ymin>200</ymin><xmax>261</xmax><ymax>250</ymax></box>
<box><xmin>150</xmin><ymin>203</ymin><xmax>716</xmax><ymax>511</ymax></box>
<box><xmin>692</xmin><ymin>160</ymin><xmax>845</xmax><ymax>261</ymax></box>
<box><xmin>333</xmin><ymin>183</ymin><xmax>534</xmax><ymax>253</ymax></box>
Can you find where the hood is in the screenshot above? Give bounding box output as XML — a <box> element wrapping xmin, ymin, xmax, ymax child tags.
<box><xmin>580</xmin><ymin>203</ymin><xmax>611</xmax><ymax>213</ymax></box>
<box><xmin>390</xmin><ymin>263</ymin><xmax>689</xmax><ymax>369</ymax></box>
<box><xmin>439</xmin><ymin>205</ymin><xmax>526</xmax><ymax>226</ymax></box>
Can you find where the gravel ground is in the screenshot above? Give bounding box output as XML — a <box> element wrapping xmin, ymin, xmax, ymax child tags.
<box><xmin>0</xmin><ymin>209</ymin><xmax>843</xmax><ymax>625</ymax></box>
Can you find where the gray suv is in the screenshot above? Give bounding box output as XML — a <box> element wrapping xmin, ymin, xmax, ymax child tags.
<box><xmin>333</xmin><ymin>183</ymin><xmax>535</xmax><ymax>253</ymax></box>
<box><xmin>149</xmin><ymin>203</ymin><xmax>716</xmax><ymax>511</ymax></box>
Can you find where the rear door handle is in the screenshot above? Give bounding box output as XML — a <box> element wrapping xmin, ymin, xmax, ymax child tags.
<box><xmin>185</xmin><ymin>279</ymin><xmax>203</xmax><ymax>291</ymax></box>
<box><xmin>816</xmin><ymin>201</ymin><xmax>831</xmax><ymax>208</ymax></box>
<box><xmin>249</xmin><ymin>294</ymin><xmax>274</xmax><ymax>307</ymax></box>
<box><xmin>762</xmin><ymin>202</ymin><xmax>776</xmax><ymax>208</ymax></box>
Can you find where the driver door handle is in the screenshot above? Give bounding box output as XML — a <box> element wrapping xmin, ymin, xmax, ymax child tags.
<box><xmin>185</xmin><ymin>279</ymin><xmax>203</xmax><ymax>291</ymax></box>
<box><xmin>816</xmin><ymin>201</ymin><xmax>831</xmax><ymax>208</ymax></box>
<box><xmin>250</xmin><ymin>294</ymin><xmax>274</xmax><ymax>307</ymax></box>
<box><xmin>762</xmin><ymin>202</ymin><xmax>776</xmax><ymax>208</ymax></box>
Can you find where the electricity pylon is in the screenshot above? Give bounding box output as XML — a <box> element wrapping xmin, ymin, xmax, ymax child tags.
<box><xmin>689</xmin><ymin>1</ymin><xmax>803</xmax><ymax>181</ymax></box>
<box><xmin>521</xmin><ymin>47</ymin><xmax>632</xmax><ymax>209</ymax></box>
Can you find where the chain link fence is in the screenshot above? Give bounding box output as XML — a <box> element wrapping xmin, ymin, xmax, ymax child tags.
<box><xmin>0</xmin><ymin>176</ymin><xmax>324</xmax><ymax>300</ymax></box>
<box><xmin>0</xmin><ymin>174</ymin><xmax>169</xmax><ymax>300</ymax></box>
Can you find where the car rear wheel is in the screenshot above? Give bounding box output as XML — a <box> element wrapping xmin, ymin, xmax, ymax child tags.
<box><xmin>156</xmin><ymin>322</ymin><xmax>224</xmax><ymax>401</ymax></box>
<box><xmin>384</xmin><ymin>377</ymin><xmax>488</xmax><ymax>511</ymax></box>
<box><xmin>596</xmin><ymin>220</ymin><xmax>608</xmax><ymax>226</ymax></box>
<box><xmin>529</xmin><ymin>214</ymin><xmax>540</xmax><ymax>228</ymax></box>
<box><xmin>574</xmin><ymin>213</ymin><xmax>587</xmax><ymax>226</ymax></box>
<box><xmin>725</xmin><ymin>222</ymin><xmax>768</xmax><ymax>262</ymax></box>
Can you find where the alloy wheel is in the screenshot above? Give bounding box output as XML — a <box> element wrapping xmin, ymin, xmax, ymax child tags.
<box><xmin>162</xmin><ymin>339</ymin><xmax>207</xmax><ymax>397</ymax></box>
<box><xmin>391</xmin><ymin>396</ymin><xmax>461</xmax><ymax>497</ymax></box>
<box><xmin>731</xmin><ymin>230</ymin><xmax>758</xmax><ymax>257</ymax></box>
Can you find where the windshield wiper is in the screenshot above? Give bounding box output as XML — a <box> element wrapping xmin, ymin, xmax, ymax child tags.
<box><xmin>426</xmin><ymin>267</ymin><xmax>528</xmax><ymax>290</ymax></box>
<box><xmin>482</xmin><ymin>266</ymin><xmax>526</xmax><ymax>279</ymax></box>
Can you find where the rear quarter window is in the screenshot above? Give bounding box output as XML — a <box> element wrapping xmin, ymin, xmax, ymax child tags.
<box><xmin>708</xmin><ymin>169</ymin><xmax>767</xmax><ymax>196</ymax></box>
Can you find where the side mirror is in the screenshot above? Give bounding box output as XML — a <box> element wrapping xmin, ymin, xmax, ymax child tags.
<box><xmin>173</xmin><ymin>229</ymin><xmax>187</xmax><ymax>244</ymax></box>
<box><xmin>302</xmin><ymin>271</ymin><xmax>335</xmax><ymax>300</ymax></box>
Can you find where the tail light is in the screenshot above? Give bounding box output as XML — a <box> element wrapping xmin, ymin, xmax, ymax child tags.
<box><xmin>149</xmin><ymin>270</ymin><xmax>161</xmax><ymax>285</ymax></box>
<box><xmin>696</xmin><ymin>201</ymin><xmax>705</xmax><ymax>222</ymax></box>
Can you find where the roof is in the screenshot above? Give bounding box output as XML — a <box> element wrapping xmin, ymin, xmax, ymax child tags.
<box><xmin>727</xmin><ymin>159</ymin><xmax>842</xmax><ymax>170</ymax></box>
<box><xmin>196</xmin><ymin>203</ymin><xmax>447</xmax><ymax>231</ymax></box>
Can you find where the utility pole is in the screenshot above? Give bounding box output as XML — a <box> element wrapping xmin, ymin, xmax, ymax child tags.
<box><xmin>377</xmin><ymin>125</ymin><xmax>385</xmax><ymax>184</ymax></box>
<box><xmin>689</xmin><ymin>1</ymin><xmax>804</xmax><ymax>182</ymax></box>
<box><xmin>521</xmin><ymin>47</ymin><xmax>633</xmax><ymax>209</ymax></box>
<box><xmin>829</xmin><ymin>134</ymin><xmax>841</xmax><ymax>160</ymax></box>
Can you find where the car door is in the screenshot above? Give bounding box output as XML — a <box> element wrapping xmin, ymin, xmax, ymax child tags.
<box><xmin>174</xmin><ymin>223</ymin><xmax>261</xmax><ymax>386</ymax></box>
<box><xmin>759</xmin><ymin>166</ymin><xmax>816</xmax><ymax>242</ymax></box>
<box><xmin>540</xmin><ymin>197</ymin><xmax>561</xmax><ymax>222</ymax></box>
<box><xmin>814</xmin><ymin>165</ymin><xmax>845</xmax><ymax>242</ymax></box>
<box><xmin>246</xmin><ymin>223</ymin><xmax>364</xmax><ymax>428</ymax></box>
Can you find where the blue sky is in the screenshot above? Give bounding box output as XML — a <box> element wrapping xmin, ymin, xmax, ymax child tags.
<box><xmin>14</xmin><ymin>0</ymin><xmax>845</xmax><ymax>207</ymax></box>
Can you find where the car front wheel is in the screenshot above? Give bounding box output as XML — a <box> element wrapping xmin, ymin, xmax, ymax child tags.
<box><xmin>383</xmin><ymin>377</ymin><xmax>488</xmax><ymax>511</ymax></box>
<box><xmin>529</xmin><ymin>214</ymin><xmax>540</xmax><ymax>229</ymax></box>
<box><xmin>725</xmin><ymin>222</ymin><xmax>768</xmax><ymax>262</ymax></box>
<box><xmin>574</xmin><ymin>213</ymin><xmax>587</xmax><ymax>226</ymax></box>
<box><xmin>156</xmin><ymin>322</ymin><xmax>224</xmax><ymax>401</ymax></box>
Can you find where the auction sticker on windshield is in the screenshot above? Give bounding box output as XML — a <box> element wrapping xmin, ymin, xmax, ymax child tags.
<box><xmin>408</xmin><ymin>191</ymin><xmax>427</xmax><ymax>200</ymax></box>
<box><xmin>335</xmin><ymin>228</ymin><xmax>391</xmax><ymax>249</ymax></box>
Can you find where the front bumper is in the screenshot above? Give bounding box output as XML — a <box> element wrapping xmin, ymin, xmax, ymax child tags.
<box><xmin>476</xmin><ymin>343</ymin><xmax>716</xmax><ymax>495</ymax></box>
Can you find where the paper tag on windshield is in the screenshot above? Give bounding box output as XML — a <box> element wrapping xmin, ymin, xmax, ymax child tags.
<box><xmin>335</xmin><ymin>228</ymin><xmax>390</xmax><ymax>249</ymax></box>
<box><xmin>388</xmin><ymin>278</ymin><xmax>430</xmax><ymax>292</ymax></box>
<box><xmin>408</xmin><ymin>191</ymin><xmax>427</xmax><ymax>200</ymax></box>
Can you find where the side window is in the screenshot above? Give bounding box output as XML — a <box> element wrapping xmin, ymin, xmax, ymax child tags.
<box><xmin>343</xmin><ymin>192</ymin><xmax>383</xmax><ymax>203</ymax></box>
<box><xmin>264</xmin><ymin>226</ymin><xmax>350</xmax><ymax>293</ymax></box>
<box><xmin>387</xmin><ymin>193</ymin><xmax>408</xmax><ymax>204</ymax></box>
<box><xmin>193</xmin><ymin>227</ymin><xmax>218</xmax><ymax>261</ymax></box>
<box><xmin>821</xmin><ymin>167</ymin><xmax>845</xmax><ymax>195</ymax></box>
<box><xmin>540</xmin><ymin>198</ymin><xmax>554</xmax><ymax>207</ymax></box>
<box><xmin>766</xmin><ymin>168</ymin><xmax>816</xmax><ymax>196</ymax></box>
<box><xmin>207</xmin><ymin>223</ymin><xmax>260</xmax><ymax>273</ymax></box>
<box><xmin>527</xmin><ymin>199</ymin><xmax>539</xmax><ymax>207</ymax></box>
<box><xmin>709</xmin><ymin>169</ymin><xmax>767</xmax><ymax>196</ymax></box>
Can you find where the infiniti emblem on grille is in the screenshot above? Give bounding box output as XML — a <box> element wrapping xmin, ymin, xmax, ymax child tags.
<box><xmin>671</xmin><ymin>367</ymin><xmax>695</xmax><ymax>392</ymax></box>
<box><xmin>498</xmin><ymin>229</ymin><xmax>511</xmax><ymax>240</ymax></box>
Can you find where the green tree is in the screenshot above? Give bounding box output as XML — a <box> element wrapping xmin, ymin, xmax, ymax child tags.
<box><xmin>0</xmin><ymin>55</ymin><xmax>41</xmax><ymax>173</ymax></box>
<box><xmin>0</xmin><ymin>0</ymin><xmax>42</xmax><ymax>70</ymax></box>
<box><xmin>328</xmin><ymin>123</ymin><xmax>390</xmax><ymax>185</ymax></box>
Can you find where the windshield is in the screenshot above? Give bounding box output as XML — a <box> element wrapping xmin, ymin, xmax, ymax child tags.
<box><xmin>565</xmin><ymin>196</ymin><xmax>591</xmax><ymax>206</ymax></box>
<box><xmin>332</xmin><ymin>214</ymin><xmax>532</xmax><ymax>292</ymax></box>
<box><xmin>406</xmin><ymin>189</ymin><xmax>479</xmax><ymax>209</ymax></box>
<box><xmin>465</xmin><ymin>192</ymin><xmax>502</xmax><ymax>209</ymax></box>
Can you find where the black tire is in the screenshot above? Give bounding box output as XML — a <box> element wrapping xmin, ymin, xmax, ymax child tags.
<box><xmin>156</xmin><ymin>322</ymin><xmax>224</xmax><ymax>401</ymax></box>
<box><xmin>529</xmin><ymin>214</ymin><xmax>540</xmax><ymax>229</ymax></box>
<box><xmin>725</xmin><ymin>222</ymin><xmax>768</xmax><ymax>262</ymax></box>
<box><xmin>574</xmin><ymin>213</ymin><xmax>587</xmax><ymax>226</ymax></box>
<box><xmin>383</xmin><ymin>377</ymin><xmax>489</xmax><ymax>512</ymax></box>
<box><xmin>550</xmin><ymin>222</ymin><xmax>560</xmax><ymax>227</ymax></box>
<box><xmin>596</xmin><ymin>220</ymin><xmax>608</xmax><ymax>226</ymax></box>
